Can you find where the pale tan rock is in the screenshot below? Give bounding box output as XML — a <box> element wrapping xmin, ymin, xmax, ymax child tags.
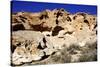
<box><xmin>11</xmin><ymin>8</ymin><xmax>97</xmax><ymax>66</ymax></box>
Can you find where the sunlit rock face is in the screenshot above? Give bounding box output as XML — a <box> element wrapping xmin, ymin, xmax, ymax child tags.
<box><xmin>11</xmin><ymin>8</ymin><xmax>97</xmax><ymax>66</ymax></box>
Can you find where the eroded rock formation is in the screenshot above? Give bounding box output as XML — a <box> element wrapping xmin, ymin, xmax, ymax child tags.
<box><xmin>11</xmin><ymin>8</ymin><xmax>97</xmax><ymax>66</ymax></box>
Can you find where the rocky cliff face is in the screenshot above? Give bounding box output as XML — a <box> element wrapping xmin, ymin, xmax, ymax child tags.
<box><xmin>11</xmin><ymin>8</ymin><xmax>97</xmax><ymax>66</ymax></box>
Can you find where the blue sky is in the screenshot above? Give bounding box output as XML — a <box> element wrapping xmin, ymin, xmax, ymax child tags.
<box><xmin>11</xmin><ymin>1</ymin><xmax>97</xmax><ymax>15</ymax></box>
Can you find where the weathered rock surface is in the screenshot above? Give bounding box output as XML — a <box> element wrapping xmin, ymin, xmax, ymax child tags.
<box><xmin>11</xmin><ymin>8</ymin><xmax>97</xmax><ymax>66</ymax></box>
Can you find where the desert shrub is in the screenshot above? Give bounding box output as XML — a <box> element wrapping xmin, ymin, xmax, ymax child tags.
<box><xmin>79</xmin><ymin>53</ymin><xmax>97</xmax><ymax>62</ymax></box>
<box><xmin>85</xmin><ymin>41</ymin><xmax>97</xmax><ymax>49</ymax></box>
<box><xmin>50</xmin><ymin>51</ymin><xmax>71</xmax><ymax>63</ymax></box>
<box><xmin>67</xmin><ymin>44</ymin><xmax>81</xmax><ymax>51</ymax></box>
<box><xmin>79</xmin><ymin>42</ymin><xmax>97</xmax><ymax>62</ymax></box>
<box><xmin>67</xmin><ymin>44</ymin><xmax>81</xmax><ymax>55</ymax></box>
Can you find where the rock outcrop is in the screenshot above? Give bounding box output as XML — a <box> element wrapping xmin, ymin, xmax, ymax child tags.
<box><xmin>11</xmin><ymin>8</ymin><xmax>97</xmax><ymax>66</ymax></box>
